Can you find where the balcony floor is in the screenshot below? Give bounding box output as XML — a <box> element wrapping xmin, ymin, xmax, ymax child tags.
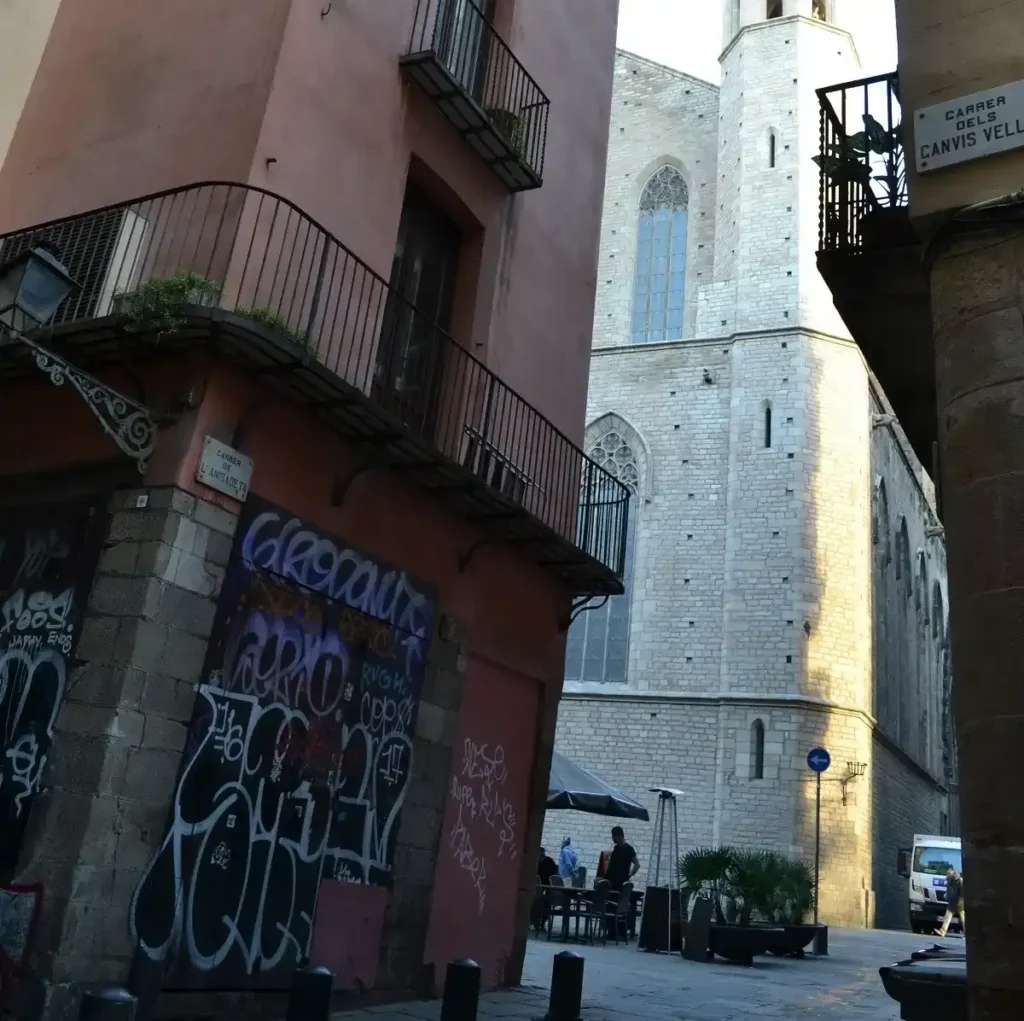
<box><xmin>401</xmin><ymin>51</ymin><xmax>542</xmax><ymax>192</ymax></box>
<box><xmin>0</xmin><ymin>310</ymin><xmax>622</xmax><ymax>598</ymax></box>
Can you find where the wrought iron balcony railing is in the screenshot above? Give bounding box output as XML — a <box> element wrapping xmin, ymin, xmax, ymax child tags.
<box><xmin>817</xmin><ymin>71</ymin><xmax>909</xmax><ymax>254</ymax></box>
<box><xmin>402</xmin><ymin>0</ymin><xmax>549</xmax><ymax>191</ymax></box>
<box><xmin>0</xmin><ymin>182</ymin><xmax>627</xmax><ymax>595</ymax></box>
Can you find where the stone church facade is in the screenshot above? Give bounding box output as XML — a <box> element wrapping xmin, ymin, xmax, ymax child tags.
<box><xmin>541</xmin><ymin>0</ymin><xmax>954</xmax><ymax>930</ymax></box>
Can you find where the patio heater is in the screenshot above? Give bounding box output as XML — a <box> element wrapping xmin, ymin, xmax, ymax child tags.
<box><xmin>637</xmin><ymin>787</ymin><xmax>683</xmax><ymax>954</ymax></box>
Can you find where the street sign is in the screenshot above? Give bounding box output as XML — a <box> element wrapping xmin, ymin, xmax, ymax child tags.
<box><xmin>807</xmin><ymin>747</ymin><xmax>831</xmax><ymax>773</ymax></box>
<box><xmin>196</xmin><ymin>435</ymin><xmax>253</xmax><ymax>502</ymax></box>
<box><xmin>915</xmin><ymin>77</ymin><xmax>1024</xmax><ymax>174</ymax></box>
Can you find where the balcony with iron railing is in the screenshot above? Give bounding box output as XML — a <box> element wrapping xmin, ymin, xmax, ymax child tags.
<box><xmin>815</xmin><ymin>71</ymin><xmax>936</xmax><ymax>471</ymax></box>
<box><xmin>0</xmin><ymin>182</ymin><xmax>628</xmax><ymax>596</ymax></box>
<box><xmin>817</xmin><ymin>71</ymin><xmax>911</xmax><ymax>255</ymax></box>
<box><xmin>402</xmin><ymin>0</ymin><xmax>549</xmax><ymax>191</ymax></box>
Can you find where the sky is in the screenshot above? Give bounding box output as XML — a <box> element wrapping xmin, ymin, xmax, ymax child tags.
<box><xmin>615</xmin><ymin>0</ymin><xmax>898</xmax><ymax>84</ymax></box>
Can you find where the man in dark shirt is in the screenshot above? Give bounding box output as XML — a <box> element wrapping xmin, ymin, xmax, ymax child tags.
<box><xmin>605</xmin><ymin>825</ymin><xmax>640</xmax><ymax>890</ymax></box>
<box><xmin>936</xmin><ymin>866</ymin><xmax>965</xmax><ymax>937</ymax></box>
<box><xmin>537</xmin><ymin>847</ymin><xmax>558</xmax><ymax>886</ymax></box>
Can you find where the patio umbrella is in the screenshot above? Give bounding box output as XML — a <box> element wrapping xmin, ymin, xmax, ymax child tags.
<box><xmin>546</xmin><ymin>750</ymin><xmax>650</xmax><ymax>821</ymax></box>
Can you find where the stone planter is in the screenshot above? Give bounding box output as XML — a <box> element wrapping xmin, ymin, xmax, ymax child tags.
<box><xmin>879</xmin><ymin>958</ymin><xmax>967</xmax><ymax>1021</ymax></box>
<box><xmin>756</xmin><ymin>923</ymin><xmax>817</xmax><ymax>958</ymax></box>
<box><xmin>707</xmin><ymin>924</ymin><xmax>783</xmax><ymax>966</ymax></box>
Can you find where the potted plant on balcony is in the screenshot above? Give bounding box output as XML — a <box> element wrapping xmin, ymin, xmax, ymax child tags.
<box><xmin>234</xmin><ymin>305</ymin><xmax>312</xmax><ymax>353</ymax></box>
<box><xmin>485</xmin><ymin>106</ymin><xmax>526</xmax><ymax>159</ymax></box>
<box><xmin>114</xmin><ymin>271</ymin><xmax>222</xmax><ymax>335</ymax></box>
<box><xmin>814</xmin><ymin>113</ymin><xmax>915</xmax><ymax>249</ymax></box>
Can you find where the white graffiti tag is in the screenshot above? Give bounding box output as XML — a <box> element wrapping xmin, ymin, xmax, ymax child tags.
<box><xmin>0</xmin><ymin>645</ymin><xmax>66</xmax><ymax>816</ymax></box>
<box><xmin>240</xmin><ymin>510</ymin><xmax>432</xmax><ymax>669</ymax></box>
<box><xmin>448</xmin><ymin>739</ymin><xmax>519</xmax><ymax>914</ymax></box>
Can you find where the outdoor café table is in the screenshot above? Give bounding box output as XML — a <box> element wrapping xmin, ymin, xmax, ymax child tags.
<box><xmin>539</xmin><ymin>885</ymin><xmax>592</xmax><ymax>942</ymax></box>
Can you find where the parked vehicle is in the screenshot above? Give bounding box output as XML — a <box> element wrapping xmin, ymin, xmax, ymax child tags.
<box><xmin>898</xmin><ymin>834</ymin><xmax>962</xmax><ymax>934</ymax></box>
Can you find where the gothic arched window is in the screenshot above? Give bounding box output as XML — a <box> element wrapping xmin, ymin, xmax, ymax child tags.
<box><xmin>811</xmin><ymin>0</ymin><xmax>828</xmax><ymax>21</ymax></box>
<box><xmin>632</xmin><ymin>166</ymin><xmax>688</xmax><ymax>345</ymax></box>
<box><xmin>898</xmin><ymin>518</ymin><xmax>912</xmax><ymax>597</ymax></box>
<box><xmin>767</xmin><ymin>0</ymin><xmax>783</xmax><ymax>18</ymax></box>
<box><xmin>750</xmin><ymin>719</ymin><xmax>766</xmax><ymax>780</ymax></box>
<box><xmin>874</xmin><ymin>480</ymin><xmax>891</xmax><ymax>566</ymax></box>
<box><xmin>565</xmin><ymin>429</ymin><xmax>640</xmax><ymax>683</ymax></box>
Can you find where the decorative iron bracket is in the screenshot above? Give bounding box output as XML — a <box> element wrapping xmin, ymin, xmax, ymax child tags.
<box><xmin>559</xmin><ymin>595</ymin><xmax>609</xmax><ymax>633</ymax></box>
<box><xmin>4</xmin><ymin>330</ymin><xmax>155</xmax><ymax>473</ymax></box>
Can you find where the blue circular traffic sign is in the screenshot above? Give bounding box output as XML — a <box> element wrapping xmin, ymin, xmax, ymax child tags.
<box><xmin>807</xmin><ymin>747</ymin><xmax>831</xmax><ymax>773</ymax></box>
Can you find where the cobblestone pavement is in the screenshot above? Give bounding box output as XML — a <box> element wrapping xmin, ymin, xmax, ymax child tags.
<box><xmin>335</xmin><ymin>929</ymin><xmax>965</xmax><ymax>1021</ymax></box>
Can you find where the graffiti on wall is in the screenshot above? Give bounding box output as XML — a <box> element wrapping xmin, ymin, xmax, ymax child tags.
<box><xmin>425</xmin><ymin>658</ymin><xmax>539</xmax><ymax>991</ymax></box>
<box><xmin>448</xmin><ymin>740</ymin><xmax>519</xmax><ymax>914</ymax></box>
<box><xmin>0</xmin><ymin>506</ymin><xmax>102</xmax><ymax>868</ymax></box>
<box><xmin>129</xmin><ymin>497</ymin><xmax>433</xmax><ymax>989</ymax></box>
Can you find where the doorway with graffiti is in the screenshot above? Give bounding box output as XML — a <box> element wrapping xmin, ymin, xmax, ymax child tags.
<box><xmin>129</xmin><ymin>497</ymin><xmax>434</xmax><ymax>990</ymax></box>
<box><xmin>0</xmin><ymin>502</ymin><xmax>106</xmax><ymax>872</ymax></box>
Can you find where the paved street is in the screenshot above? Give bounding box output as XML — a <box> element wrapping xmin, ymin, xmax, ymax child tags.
<box><xmin>337</xmin><ymin>929</ymin><xmax>964</xmax><ymax>1021</ymax></box>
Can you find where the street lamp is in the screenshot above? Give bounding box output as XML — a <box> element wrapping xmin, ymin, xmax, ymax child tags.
<box><xmin>0</xmin><ymin>239</ymin><xmax>155</xmax><ymax>473</ymax></box>
<box><xmin>0</xmin><ymin>241</ymin><xmax>78</xmax><ymax>334</ymax></box>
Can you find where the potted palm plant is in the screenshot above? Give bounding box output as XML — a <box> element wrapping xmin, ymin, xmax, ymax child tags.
<box><xmin>702</xmin><ymin>850</ymin><xmax>785</xmax><ymax>965</ymax></box>
<box><xmin>762</xmin><ymin>857</ymin><xmax>818</xmax><ymax>957</ymax></box>
<box><xmin>678</xmin><ymin>846</ymin><xmax>735</xmax><ymax>924</ymax></box>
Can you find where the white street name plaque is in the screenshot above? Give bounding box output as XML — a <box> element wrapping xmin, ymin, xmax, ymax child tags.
<box><xmin>915</xmin><ymin>78</ymin><xmax>1024</xmax><ymax>173</ymax></box>
<box><xmin>196</xmin><ymin>435</ymin><xmax>253</xmax><ymax>501</ymax></box>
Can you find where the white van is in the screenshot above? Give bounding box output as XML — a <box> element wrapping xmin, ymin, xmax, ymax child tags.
<box><xmin>897</xmin><ymin>834</ymin><xmax>962</xmax><ymax>934</ymax></box>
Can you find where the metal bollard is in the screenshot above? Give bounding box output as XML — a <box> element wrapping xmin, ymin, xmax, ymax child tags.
<box><xmin>813</xmin><ymin>924</ymin><xmax>829</xmax><ymax>957</ymax></box>
<box><xmin>440</xmin><ymin>959</ymin><xmax>481</xmax><ymax>1021</ymax></box>
<box><xmin>79</xmin><ymin>987</ymin><xmax>138</xmax><ymax>1021</ymax></box>
<box><xmin>545</xmin><ymin>951</ymin><xmax>584</xmax><ymax>1021</ymax></box>
<box><xmin>286</xmin><ymin>964</ymin><xmax>334</xmax><ymax>1021</ymax></box>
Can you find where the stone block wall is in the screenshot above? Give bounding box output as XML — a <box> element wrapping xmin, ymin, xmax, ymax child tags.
<box><xmin>541</xmin><ymin>697</ymin><xmax>719</xmax><ymax>872</ymax></box>
<box><xmin>573</xmin><ymin>341</ymin><xmax>733</xmax><ymax>697</ymax></box>
<box><xmin>546</xmin><ymin>0</ymin><xmax>951</xmax><ymax>938</ymax></box>
<box><xmin>870</xmin><ymin>734</ymin><xmax>947</xmax><ymax>930</ymax></box>
<box><xmin>798</xmin><ymin>336</ymin><xmax>873</xmax><ymax>713</ymax></box>
<box><xmin>16</xmin><ymin>485</ymin><xmax>236</xmax><ymax>1018</ymax></box>
<box><xmin>592</xmin><ymin>52</ymin><xmax>719</xmax><ymax>350</ymax></box>
<box><xmin>542</xmin><ymin>696</ymin><xmax>875</xmax><ymax>927</ymax></box>
<box><xmin>870</xmin><ymin>381</ymin><xmax>950</xmax><ymax>780</ymax></box>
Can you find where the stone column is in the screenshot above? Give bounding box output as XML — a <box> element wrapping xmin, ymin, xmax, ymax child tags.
<box><xmin>930</xmin><ymin>219</ymin><xmax>1024</xmax><ymax>1017</ymax></box>
<box><xmin>15</xmin><ymin>486</ymin><xmax>236</xmax><ymax>1021</ymax></box>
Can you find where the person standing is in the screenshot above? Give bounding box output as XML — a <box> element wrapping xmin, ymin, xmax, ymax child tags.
<box><xmin>935</xmin><ymin>866</ymin><xmax>966</xmax><ymax>937</ymax></box>
<box><xmin>557</xmin><ymin>837</ymin><xmax>578</xmax><ymax>881</ymax></box>
<box><xmin>538</xmin><ymin>847</ymin><xmax>558</xmax><ymax>886</ymax></box>
<box><xmin>605</xmin><ymin>825</ymin><xmax>640</xmax><ymax>890</ymax></box>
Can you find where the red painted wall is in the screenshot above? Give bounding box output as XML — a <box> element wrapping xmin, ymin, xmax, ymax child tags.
<box><xmin>0</xmin><ymin>0</ymin><xmax>619</xmax><ymax>445</ymax></box>
<box><xmin>424</xmin><ymin>656</ymin><xmax>541</xmax><ymax>990</ymax></box>
<box><xmin>310</xmin><ymin>881</ymin><xmax>388</xmax><ymax>989</ymax></box>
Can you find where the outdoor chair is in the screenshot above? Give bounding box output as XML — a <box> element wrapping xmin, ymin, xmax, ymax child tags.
<box><xmin>530</xmin><ymin>884</ymin><xmax>547</xmax><ymax>935</ymax></box>
<box><xmin>545</xmin><ymin>884</ymin><xmax>573</xmax><ymax>941</ymax></box>
<box><xmin>584</xmin><ymin>879</ymin><xmax>611</xmax><ymax>945</ymax></box>
<box><xmin>605</xmin><ymin>881</ymin><xmax>634</xmax><ymax>944</ymax></box>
